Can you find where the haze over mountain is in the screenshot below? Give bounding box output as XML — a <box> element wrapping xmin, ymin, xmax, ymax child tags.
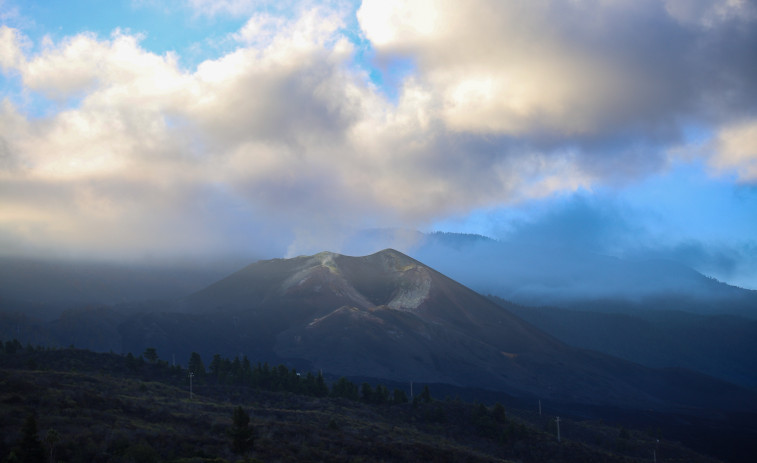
<box><xmin>3</xmin><ymin>229</ymin><xmax>754</xmax><ymax>319</ymax></box>
<box><xmin>0</xmin><ymin>255</ymin><xmax>244</xmax><ymax>319</ymax></box>
<box><xmin>341</xmin><ymin>229</ymin><xmax>757</xmax><ymax>318</ymax></box>
<box><xmin>4</xmin><ymin>231</ymin><xmax>756</xmax><ymax>395</ymax></box>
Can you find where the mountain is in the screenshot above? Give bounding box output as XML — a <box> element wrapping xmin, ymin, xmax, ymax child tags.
<box><xmin>181</xmin><ymin>249</ymin><xmax>563</xmax><ymax>390</ymax></box>
<box><xmin>6</xmin><ymin>229</ymin><xmax>754</xmax><ymax>321</ymax></box>
<box><xmin>177</xmin><ymin>249</ymin><xmax>756</xmax><ymax>412</ymax></box>
<box><xmin>2</xmin><ymin>248</ymin><xmax>755</xmax><ymax>414</ymax></box>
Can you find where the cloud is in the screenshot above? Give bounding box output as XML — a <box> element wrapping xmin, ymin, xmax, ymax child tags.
<box><xmin>494</xmin><ymin>195</ymin><xmax>641</xmax><ymax>253</ymax></box>
<box><xmin>409</xmin><ymin>192</ymin><xmax>757</xmax><ymax>293</ymax></box>
<box><xmin>0</xmin><ymin>25</ymin><xmax>25</xmax><ymax>71</ymax></box>
<box><xmin>664</xmin><ymin>0</ymin><xmax>757</xmax><ymax>27</ymax></box>
<box><xmin>1</xmin><ymin>1</ymin><xmax>757</xmax><ymax>262</ymax></box>
<box><xmin>0</xmin><ymin>7</ymin><xmax>402</xmax><ymax>259</ymax></box>
<box><xmin>499</xmin><ymin>193</ymin><xmax>754</xmax><ymax>285</ymax></box>
<box><xmin>710</xmin><ymin>119</ymin><xmax>757</xmax><ymax>181</ymax></box>
<box><xmin>359</xmin><ymin>1</ymin><xmax>678</xmax><ymax>136</ymax></box>
<box><xmin>358</xmin><ymin>0</ymin><xmax>757</xmax><ymax>180</ymax></box>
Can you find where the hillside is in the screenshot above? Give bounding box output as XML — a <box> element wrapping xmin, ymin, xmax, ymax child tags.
<box><xmin>0</xmin><ymin>343</ymin><xmax>725</xmax><ymax>463</ymax></box>
<box><xmin>490</xmin><ymin>297</ymin><xmax>757</xmax><ymax>389</ymax></box>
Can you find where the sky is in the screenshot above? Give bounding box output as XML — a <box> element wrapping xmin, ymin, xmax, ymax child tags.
<box><xmin>0</xmin><ymin>0</ymin><xmax>756</xmax><ymax>289</ymax></box>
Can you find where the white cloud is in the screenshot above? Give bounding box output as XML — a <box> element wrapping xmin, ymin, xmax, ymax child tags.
<box><xmin>711</xmin><ymin>119</ymin><xmax>757</xmax><ymax>181</ymax></box>
<box><xmin>357</xmin><ymin>0</ymin><xmax>658</xmax><ymax>137</ymax></box>
<box><xmin>358</xmin><ymin>0</ymin><xmax>757</xmax><ymax>142</ymax></box>
<box><xmin>22</xmin><ymin>31</ymin><xmax>187</xmax><ymax>103</ymax></box>
<box><xmin>0</xmin><ymin>25</ymin><xmax>25</xmax><ymax>71</ymax></box>
<box><xmin>1</xmin><ymin>1</ymin><xmax>757</xmax><ymax>260</ymax></box>
<box><xmin>0</xmin><ymin>8</ymin><xmax>389</xmax><ymax>258</ymax></box>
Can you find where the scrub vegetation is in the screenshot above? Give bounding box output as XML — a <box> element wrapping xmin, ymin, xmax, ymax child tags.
<box><xmin>0</xmin><ymin>341</ymin><xmax>719</xmax><ymax>463</ymax></box>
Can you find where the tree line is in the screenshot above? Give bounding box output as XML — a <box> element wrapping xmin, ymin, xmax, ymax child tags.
<box><xmin>1</xmin><ymin>339</ymin><xmax>429</xmax><ymax>406</ymax></box>
<box><xmin>181</xmin><ymin>349</ymin><xmax>422</xmax><ymax>406</ymax></box>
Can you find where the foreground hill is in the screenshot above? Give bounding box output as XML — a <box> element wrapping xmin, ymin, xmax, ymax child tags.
<box><xmin>0</xmin><ymin>344</ymin><xmax>725</xmax><ymax>463</ymax></box>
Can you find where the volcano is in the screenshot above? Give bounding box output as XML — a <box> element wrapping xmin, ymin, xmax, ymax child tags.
<box><xmin>180</xmin><ymin>249</ymin><xmax>755</xmax><ymax>411</ymax></box>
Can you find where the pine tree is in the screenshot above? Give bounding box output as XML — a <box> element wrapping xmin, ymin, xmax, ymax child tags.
<box><xmin>374</xmin><ymin>384</ymin><xmax>389</xmax><ymax>404</ymax></box>
<box><xmin>16</xmin><ymin>413</ymin><xmax>45</xmax><ymax>463</ymax></box>
<box><xmin>143</xmin><ymin>347</ymin><xmax>158</xmax><ymax>363</ymax></box>
<box><xmin>315</xmin><ymin>371</ymin><xmax>329</xmax><ymax>397</ymax></box>
<box><xmin>393</xmin><ymin>388</ymin><xmax>408</xmax><ymax>404</ymax></box>
<box><xmin>331</xmin><ymin>377</ymin><xmax>358</xmax><ymax>400</ymax></box>
<box><xmin>420</xmin><ymin>385</ymin><xmax>432</xmax><ymax>403</ymax></box>
<box><xmin>361</xmin><ymin>383</ymin><xmax>374</xmax><ymax>403</ymax></box>
<box><xmin>492</xmin><ymin>402</ymin><xmax>507</xmax><ymax>423</ymax></box>
<box><xmin>188</xmin><ymin>352</ymin><xmax>206</xmax><ymax>377</ymax></box>
<box><xmin>241</xmin><ymin>356</ymin><xmax>253</xmax><ymax>386</ymax></box>
<box><xmin>229</xmin><ymin>406</ymin><xmax>254</xmax><ymax>455</ymax></box>
<box><xmin>209</xmin><ymin>354</ymin><xmax>223</xmax><ymax>382</ymax></box>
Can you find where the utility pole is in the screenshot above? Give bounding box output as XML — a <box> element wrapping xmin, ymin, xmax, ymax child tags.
<box><xmin>189</xmin><ymin>371</ymin><xmax>194</xmax><ymax>400</ymax></box>
<box><xmin>555</xmin><ymin>416</ymin><xmax>561</xmax><ymax>443</ymax></box>
<box><xmin>653</xmin><ymin>439</ymin><xmax>659</xmax><ymax>463</ymax></box>
<box><xmin>538</xmin><ymin>399</ymin><xmax>542</xmax><ymax>416</ymax></box>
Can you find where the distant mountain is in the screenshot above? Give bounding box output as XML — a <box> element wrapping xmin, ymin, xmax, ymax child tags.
<box><xmin>402</xmin><ymin>232</ymin><xmax>757</xmax><ymax>318</ymax></box>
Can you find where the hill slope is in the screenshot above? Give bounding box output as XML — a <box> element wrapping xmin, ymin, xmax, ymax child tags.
<box><xmin>492</xmin><ymin>297</ymin><xmax>757</xmax><ymax>389</ymax></box>
<box><xmin>3</xmin><ymin>345</ymin><xmax>729</xmax><ymax>463</ymax></box>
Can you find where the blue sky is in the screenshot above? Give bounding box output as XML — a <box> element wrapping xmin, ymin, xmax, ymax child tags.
<box><xmin>1</xmin><ymin>0</ymin><xmax>756</xmax><ymax>289</ymax></box>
